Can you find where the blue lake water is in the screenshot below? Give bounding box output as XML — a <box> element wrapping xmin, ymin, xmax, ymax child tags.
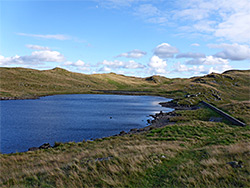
<box><xmin>0</xmin><ymin>94</ymin><xmax>172</xmax><ymax>154</ymax></box>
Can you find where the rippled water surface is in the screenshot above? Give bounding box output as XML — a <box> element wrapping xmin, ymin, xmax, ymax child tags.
<box><xmin>0</xmin><ymin>94</ymin><xmax>172</xmax><ymax>153</ymax></box>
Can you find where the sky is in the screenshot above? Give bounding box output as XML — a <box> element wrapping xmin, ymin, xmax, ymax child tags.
<box><xmin>0</xmin><ymin>0</ymin><xmax>250</xmax><ymax>78</ymax></box>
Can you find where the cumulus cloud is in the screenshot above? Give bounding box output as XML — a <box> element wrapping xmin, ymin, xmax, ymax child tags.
<box><xmin>26</xmin><ymin>44</ymin><xmax>51</xmax><ymax>50</ymax></box>
<box><xmin>63</xmin><ymin>60</ymin><xmax>92</xmax><ymax>72</ymax></box>
<box><xmin>209</xmin><ymin>43</ymin><xmax>250</xmax><ymax>61</ymax></box>
<box><xmin>116</xmin><ymin>49</ymin><xmax>147</xmax><ymax>58</ymax></box>
<box><xmin>154</xmin><ymin>43</ymin><xmax>179</xmax><ymax>58</ymax></box>
<box><xmin>173</xmin><ymin>62</ymin><xmax>207</xmax><ymax>74</ymax></box>
<box><xmin>174</xmin><ymin>54</ymin><xmax>233</xmax><ymax>75</ymax></box>
<box><xmin>176</xmin><ymin>52</ymin><xmax>205</xmax><ymax>59</ymax></box>
<box><xmin>148</xmin><ymin>55</ymin><xmax>167</xmax><ymax>74</ymax></box>
<box><xmin>64</xmin><ymin>60</ymin><xmax>87</xmax><ymax>67</ymax></box>
<box><xmin>99</xmin><ymin>66</ymin><xmax>112</xmax><ymax>72</ymax></box>
<box><xmin>186</xmin><ymin>56</ymin><xmax>229</xmax><ymax>65</ymax></box>
<box><xmin>0</xmin><ymin>50</ymin><xmax>65</xmax><ymax>66</ymax></box>
<box><xmin>208</xmin><ymin>64</ymin><xmax>233</xmax><ymax>74</ymax></box>
<box><xmin>17</xmin><ymin>33</ymin><xmax>70</xmax><ymax>40</ymax></box>
<box><xmin>101</xmin><ymin>59</ymin><xmax>144</xmax><ymax>69</ymax></box>
<box><xmin>29</xmin><ymin>50</ymin><xmax>65</xmax><ymax>62</ymax></box>
<box><xmin>0</xmin><ymin>55</ymin><xmax>22</xmax><ymax>66</ymax></box>
<box><xmin>173</xmin><ymin>62</ymin><xmax>232</xmax><ymax>75</ymax></box>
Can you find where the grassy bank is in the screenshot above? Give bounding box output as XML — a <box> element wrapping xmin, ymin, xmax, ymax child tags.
<box><xmin>0</xmin><ymin>67</ymin><xmax>249</xmax><ymax>187</ymax></box>
<box><xmin>1</xmin><ymin>67</ymin><xmax>250</xmax><ymax>123</ymax></box>
<box><xmin>0</xmin><ymin>120</ymin><xmax>249</xmax><ymax>187</ymax></box>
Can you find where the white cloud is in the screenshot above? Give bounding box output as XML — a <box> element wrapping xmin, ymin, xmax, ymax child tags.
<box><xmin>186</xmin><ymin>56</ymin><xmax>229</xmax><ymax>65</ymax></box>
<box><xmin>154</xmin><ymin>43</ymin><xmax>179</xmax><ymax>58</ymax></box>
<box><xmin>173</xmin><ymin>62</ymin><xmax>232</xmax><ymax>75</ymax></box>
<box><xmin>64</xmin><ymin>60</ymin><xmax>87</xmax><ymax>67</ymax></box>
<box><xmin>173</xmin><ymin>62</ymin><xmax>189</xmax><ymax>72</ymax></box>
<box><xmin>148</xmin><ymin>55</ymin><xmax>167</xmax><ymax>75</ymax></box>
<box><xmin>215</xmin><ymin>12</ymin><xmax>250</xmax><ymax>42</ymax></box>
<box><xmin>26</xmin><ymin>44</ymin><xmax>51</xmax><ymax>50</ymax></box>
<box><xmin>116</xmin><ymin>49</ymin><xmax>147</xmax><ymax>58</ymax></box>
<box><xmin>209</xmin><ymin>64</ymin><xmax>232</xmax><ymax>74</ymax></box>
<box><xmin>176</xmin><ymin>52</ymin><xmax>205</xmax><ymax>59</ymax></box>
<box><xmin>101</xmin><ymin>59</ymin><xmax>144</xmax><ymax>69</ymax></box>
<box><xmin>173</xmin><ymin>62</ymin><xmax>207</xmax><ymax>74</ymax></box>
<box><xmin>63</xmin><ymin>60</ymin><xmax>91</xmax><ymax>72</ymax></box>
<box><xmin>173</xmin><ymin>0</ymin><xmax>250</xmax><ymax>43</ymax></box>
<box><xmin>0</xmin><ymin>55</ymin><xmax>21</xmax><ymax>66</ymax></box>
<box><xmin>98</xmin><ymin>0</ymin><xmax>250</xmax><ymax>43</ymax></box>
<box><xmin>17</xmin><ymin>33</ymin><xmax>70</xmax><ymax>40</ymax></box>
<box><xmin>74</xmin><ymin>60</ymin><xmax>86</xmax><ymax>66</ymax></box>
<box><xmin>174</xmin><ymin>62</ymin><xmax>203</xmax><ymax>71</ymax></box>
<box><xmin>0</xmin><ymin>50</ymin><xmax>65</xmax><ymax>66</ymax></box>
<box><xmin>209</xmin><ymin>43</ymin><xmax>250</xmax><ymax>61</ymax></box>
<box><xmin>99</xmin><ymin>66</ymin><xmax>112</xmax><ymax>72</ymax></box>
<box><xmin>29</xmin><ymin>50</ymin><xmax>65</xmax><ymax>62</ymax></box>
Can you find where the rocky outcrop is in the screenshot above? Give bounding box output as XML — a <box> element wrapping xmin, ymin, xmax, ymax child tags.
<box><xmin>28</xmin><ymin>143</ymin><xmax>51</xmax><ymax>152</ymax></box>
<box><xmin>227</xmin><ymin>161</ymin><xmax>243</xmax><ymax>168</ymax></box>
<box><xmin>28</xmin><ymin>147</ymin><xmax>39</xmax><ymax>151</ymax></box>
<box><xmin>39</xmin><ymin>143</ymin><xmax>51</xmax><ymax>149</ymax></box>
<box><xmin>0</xmin><ymin>96</ymin><xmax>39</xmax><ymax>100</ymax></box>
<box><xmin>159</xmin><ymin>101</ymin><xmax>198</xmax><ymax>110</ymax></box>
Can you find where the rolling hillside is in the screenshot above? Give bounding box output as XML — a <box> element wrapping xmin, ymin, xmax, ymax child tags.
<box><xmin>0</xmin><ymin>67</ymin><xmax>250</xmax><ymax>187</ymax></box>
<box><xmin>1</xmin><ymin>67</ymin><xmax>249</xmax><ymax>123</ymax></box>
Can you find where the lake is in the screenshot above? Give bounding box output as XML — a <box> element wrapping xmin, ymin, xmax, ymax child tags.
<box><xmin>0</xmin><ymin>94</ymin><xmax>172</xmax><ymax>154</ymax></box>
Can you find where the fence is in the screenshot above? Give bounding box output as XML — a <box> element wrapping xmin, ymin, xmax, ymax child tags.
<box><xmin>201</xmin><ymin>101</ymin><xmax>246</xmax><ymax>126</ymax></box>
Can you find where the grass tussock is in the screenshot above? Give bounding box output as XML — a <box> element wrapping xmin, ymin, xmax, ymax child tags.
<box><xmin>1</xmin><ymin>121</ymin><xmax>249</xmax><ymax>187</ymax></box>
<box><xmin>0</xmin><ymin>67</ymin><xmax>250</xmax><ymax>187</ymax></box>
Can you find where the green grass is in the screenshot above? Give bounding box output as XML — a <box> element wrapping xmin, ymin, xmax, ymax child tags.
<box><xmin>147</xmin><ymin>121</ymin><xmax>249</xmax><ymax>146</ymax></box>
<box><xmin>130</xmin><ymin>122</ymin><xmax>250</xmax><ymax>187</ymax></box>
<box><xmin>1</xmin><ymin>121</ymin><xmax>249</xmax><ymax>187</ymax></box>
<box><xmin>0</xmin><ymin>67</ymin><xmax>250</xmax><ymax>187</ymax></box>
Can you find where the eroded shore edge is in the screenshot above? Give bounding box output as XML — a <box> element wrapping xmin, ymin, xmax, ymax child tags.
<box><xmin>1</xmin><ymin>93</ymin><xmax>193</xmax><ymax>154</ymax></box>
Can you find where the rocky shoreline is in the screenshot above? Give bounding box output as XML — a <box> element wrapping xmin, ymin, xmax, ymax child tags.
<box><xmin>3</xmin><ymin>97</ymin><xmax>196</xmax><ymax>153</ymax></box>
<box><xmin>119</xmin><ymin>101</ymin><xmax>198</xmax><ymax>135</ymax></box>
<box><xmin>0</xmin><ymin>96</ymin><xmax>39</xmax><ymax>100</ymax></box>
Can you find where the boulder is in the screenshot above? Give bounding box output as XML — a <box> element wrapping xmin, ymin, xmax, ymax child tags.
<box><xmin>119</xmin><ymin>131</ymin><xmax>126</xmax><ymax>136</ymax></box>
<box><xmin>227</xmin><ymin>161</ymin><xmax>243</xmax><ymax>168</ymax></box>
<box><xmin>28</xmin><ymin>147</ymin><xmax>39</xmax><ymax>151</ymax></box>
<box><xmin>39</xmin><ymin>143</ymin><xmax>51</xmax><ymax>149</ymax></box>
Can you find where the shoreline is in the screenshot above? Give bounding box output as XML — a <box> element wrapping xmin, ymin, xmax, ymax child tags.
<box><xmin>25</xmin><ymin>100</ymin><xmax>188</xmax><ymax>153</ymax></box>
<box><xmin>0</xmin><ymin>90</ymin><xmax>158</xmax><ymax>101</ymax></box>
<box><xmin>1</xmin><ymin>93</ymin><xmax>190</xmax><ymax>154</ymax></box>
<box><xmin>126</xmin><ymin>101</ymin><xmax>198</xmax><ymax>135</ymax></box>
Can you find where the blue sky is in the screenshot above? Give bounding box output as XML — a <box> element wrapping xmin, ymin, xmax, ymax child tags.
<box><xmin>1</xmin><ymin>0</ymin><xmax>250</xmax><ymax>78</ymax></box>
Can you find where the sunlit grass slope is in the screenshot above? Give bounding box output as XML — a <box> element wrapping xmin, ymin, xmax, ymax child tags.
<box><xmin>0</xmin><ymin>67</ymin><xmax>155</xmax><ymax>98</ymax></box>
<box><xmin>0</xmin><ymin>121</ymin><xmax>249</xmax><ymax>187</ymax></box>
<box><xmin>1</xmin><ymin>67</ymin><xmax>249</xmax><ymax>122</ymax></box>
<box><xmin>0</xmin><ymin>67</ymin><xmax>249</xmax><ymax>187</ymax></box>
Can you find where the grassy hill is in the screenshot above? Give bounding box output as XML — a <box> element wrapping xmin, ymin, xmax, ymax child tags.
<box><xmin>0</xmin><ymin>67</ymin><xmax>155</xmax><ymax>98</ymax></box>
<box><xmin>0</xmin><ymin>67</ymin><xmax>249</xmax><ymax>187</ymax></box>
<box><xmin>1</xmin><ymin>67</ymin><xmax>249</xmax><ymax>101</ymax></box>
<box><xmin>1</xmin><ymin>67</ymin><xmax>249</xmax><ymax>122</ymax></box>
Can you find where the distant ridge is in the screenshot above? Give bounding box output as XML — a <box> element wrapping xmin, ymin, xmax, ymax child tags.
<box><xmin>1</xmin><ymin>66</ymin><xmax>249</xmax><ymax>123</ymax></box>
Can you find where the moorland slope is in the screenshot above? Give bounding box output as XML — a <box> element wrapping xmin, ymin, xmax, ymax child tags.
<box><xmin>0</xmin><ymin>67</ymin><xmax>249</xmax><ymax>187</ymax></box>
